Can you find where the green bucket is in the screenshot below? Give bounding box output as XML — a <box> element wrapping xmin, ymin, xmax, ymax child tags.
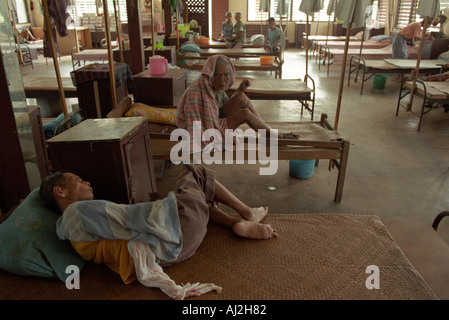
<box><xmin>289</xmin><ymin>160</ymin><xmax>315</xmax><ymax>179</ymax></box>
<box><xmin>373</xmin><ymin>74</ymin><xmax>387</xmax><ymax>89</ymax></box>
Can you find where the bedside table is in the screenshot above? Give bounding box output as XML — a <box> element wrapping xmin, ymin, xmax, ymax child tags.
<box><xmin>47</xmin><ymin>118</ymin><xmax>157</xmax><ymax>204</ymax></box>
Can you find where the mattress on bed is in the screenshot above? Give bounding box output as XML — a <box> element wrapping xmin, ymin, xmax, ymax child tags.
<box><xmin>72</xmin><ymin>49</ymin><xmax>109</xmax><ymax>61</ymax></box>
<box><xmin>315</xmin><ymin>39</ymin><xmax>390</xmax><ymax>50</ymax></box>
<box><xmin>329</xmin><ymin>44</ymin><xmax>419</xmax><ymax>62</ymax></box>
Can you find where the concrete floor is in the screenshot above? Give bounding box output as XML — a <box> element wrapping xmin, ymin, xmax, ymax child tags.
<box><xmin>21</xmin><ymin>48</ymin><xmax>449</xmax><ymax>244</ymax></box>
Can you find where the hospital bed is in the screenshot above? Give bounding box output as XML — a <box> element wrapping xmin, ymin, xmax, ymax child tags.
<box><xmin>199</xmin><ymin>48</ymin><xmax>271</xmax><ymax>58</ymax></box>
<box><xmin>148</xmin><ymin>113</ymin><xmax>350</xmax><ymax>203</ymax></box>
<box><xmin>396</xmin><ymin>76</ymin><xmax>449</xmax><ymax>131</ymax></box>
<box><xmin>319</xmin><ymin>44</ymin><xmax>420</xmax><ymax>75</ymax></box>
<box><xmin>104</xmin><ymin>96</ymin><xmax>348</xmax><ymax>202</ymax></box>
<box><xmin>71</xmin><ymin>47</ymin><xmax>108</xmax><ymax>69</ymax></box>
<box><xmin>199</xmin><ymin>40</ymin><xmax>264</xmax><ymax>49</ymax></box>
<box><xmin>312</xmin><ymin>39</ymin><xmax>390</xmax><ymax>59</ymax></box>
<box><xmin>306</xmin><ymin>35</ymin><xmax>360</xmax><ymax>43</ymax></box>
<box><xmin>179</xmin><ymin>58</ymin><xmax>284</xmax><ymax>79</ymax></box>
<box><xmin>226</xmin><ymin>76</ymin><xmax>316</xmax><ymax>119</ymax></box>
<box><xmin>348</xmin><ymin>56</ymin><xmax>444</xmax><ymax>94</ymax></box>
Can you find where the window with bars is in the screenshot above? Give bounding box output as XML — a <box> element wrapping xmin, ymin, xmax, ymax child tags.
<box><xmin>70</xmin><ymin>0</ymin><xmax>128</xmax><ymax>22</ymax></box>
<box><xmin>10</xmin><ymin>0</ymin><xmax>29</xmax><ymax>24</ymax></box>
<box><xmin>377</xmin><ymin>0</ymin><xmax>388</xmax><ymax>26</ymax></box>
<box><xmin>396</xmin><ymin>0</ymin><xmax>417</xmax><ymax>28</ymax></box>
<box><xmin>247</xmin><ymin>0</ymin><xmax>270</xmax><ymax>22</ymax></box>
<box><xmin>249</xmin><ymin>0</ymin><xmax>386</xmax><ymax>25</ymax></box>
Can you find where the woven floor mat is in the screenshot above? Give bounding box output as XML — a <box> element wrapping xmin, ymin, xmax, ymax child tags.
<box><xmin>164</xmin><ymin>214</ymin><xmax>437</xmax><ymax>300</ymax></box>
<box><xmin>0</xmin><ymin>214</ymin><xmax>437</xmax><ymax>300</ymax></box>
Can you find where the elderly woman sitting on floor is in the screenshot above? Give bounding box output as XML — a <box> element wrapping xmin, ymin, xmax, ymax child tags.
<box><xmin>176</xmin><ymin>54</ymin><xmax>296</xmax><ymax>150</ymax></box>
<box><xmin>40</xmin><ymin>165</ymin><xmax>276</xmax><ymax>299</ymax></box>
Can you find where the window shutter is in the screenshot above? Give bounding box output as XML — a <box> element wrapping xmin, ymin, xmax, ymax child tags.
<box><xmin>397</xmin><ymin>0</ymin><xmax>417</xmax><ymax>28</ymax></box>
<box><xmin>378</xmin><ymin>0</ymin><xmax>388</xmax><ymax>26</ymax></box>
<box><xmin>248</xmin><ymin>0</ymin><xmax>269</xmax><ymax>21</ymax></box>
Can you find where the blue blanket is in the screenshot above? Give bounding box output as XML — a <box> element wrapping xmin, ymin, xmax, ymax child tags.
<box><xmin>56</xmin><ymin>192</ymin><xmax>182</xmax><ymax>262</ymax></box>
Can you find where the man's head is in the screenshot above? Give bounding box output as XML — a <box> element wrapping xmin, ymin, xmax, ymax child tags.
<box><xmin>268</xmin><ymin>17</ymin><xmax>276</xmax><ymax>29</ymax></box>
<box><xmin>40</xmin><ymin>172</ymin><xmax>94</xmax><ymax>213</ymax></box>
<box><xmin>235</xmin><ymin>12</ymin><xmax>241</xmax><ymax>22</ymax></box>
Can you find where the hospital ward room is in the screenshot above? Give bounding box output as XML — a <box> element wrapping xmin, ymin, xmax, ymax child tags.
<box><xmin>2</xmin><ymin>0</ymin><xmax>449</xmax><ymax>308</ymax></box>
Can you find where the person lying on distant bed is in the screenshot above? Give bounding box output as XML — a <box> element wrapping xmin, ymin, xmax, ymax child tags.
<box><xmin>176</xmin><ymin>54</ymin><xmax>297</xmax><ymax>150</ymax></box>
<box><xmin>423</xmin><ymin>68</ymin><xmax>449</xmax><ymax>113</ymax></box>
<box><xmin>39</xmin><ymin>165</ymin><xmax>276</xmax><ymax>299</ymax></box>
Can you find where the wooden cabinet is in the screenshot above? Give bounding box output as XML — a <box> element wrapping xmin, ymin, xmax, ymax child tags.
<box><xmin>295</xmin><ymin>22</ymin><xmax>310</xmax><ymax>48</ymax></box>
<box><xmin>132</xmin><ymin>68</ymin><xmax>187</xmax><ymax>106</ymax></box>
<box><xmin>422</xmin><ymin>38</ymin><xmax>449</xmax><ymax>59</ymax></box>
<box><xmin>56</xmin><ymin>26</ymin><xmax>92</xmax><ymax>54</ymax></box>
<box><xmin>114</xmin><ymin>45</ymin><xmax>177</xmax><ymax>67</ymax></box>
<box><xmin>71</xmin><ymin>63</ymin><xmax>132</xmax><ymax>119</ymax></box>
<box><xmin>47</xmin><ymin>118</ymin><xmax>157</xmax><ymax>204</ymax></box>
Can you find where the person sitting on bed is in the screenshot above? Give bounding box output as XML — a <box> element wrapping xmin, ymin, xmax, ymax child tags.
<box><xmin>221</xmin><ymin>11</ymin><xmax>234</xmax><ymax>42</ymax></box>
<box><xmin>177</xmin><ymin>54</ymin><xmax>297</xmax><ymax>150</ymax></box>
<box><xmin>423</xmin><ymin>68</ymin><xmax>449</xmax><ymax>113</ymax></box>
<box><xmin>226</xmin><ymin>12</ymin><xmax>246</xmax><ymax>48</ymax></box>
<box><xmin>265</xmin><ymin>17</ymin><xmax>281</xmax><ymax>56</ymax></box>
<box><xmin>39</xmin><ymin>166</ymin><xmax>277</xmax><ymax>299</ymax></box>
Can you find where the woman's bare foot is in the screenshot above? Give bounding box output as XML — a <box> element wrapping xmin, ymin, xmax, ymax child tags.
<box><xmin>246</xmin><ymin>206</ymin><xmax>269</xmax><ymax>222</ymax></box>
<box><xmin>232</xmin><ymin>221</ymin><xmax>278</xmax><ymax>240</ymax></box>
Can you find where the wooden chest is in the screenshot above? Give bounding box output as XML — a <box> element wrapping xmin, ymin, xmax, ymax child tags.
<box><xmin>71</xmin><ymin>63</ymin><xmax>132</xmax><ymax>119</ymax></box>
<box><xmin>47</xmin><ymin>118</ymin><xmax>157</xmax><ymax>204</ymax></box>
<box><xmin>132</xmin><ymin>68</ymin><xmax>187</xmax><ymax>106</ymax></box>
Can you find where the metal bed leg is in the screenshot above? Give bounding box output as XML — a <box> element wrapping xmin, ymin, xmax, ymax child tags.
<box><xmin>432</xmin><ymin>211</ymin><xmax>449</xmax><ymax>231</ymax></box>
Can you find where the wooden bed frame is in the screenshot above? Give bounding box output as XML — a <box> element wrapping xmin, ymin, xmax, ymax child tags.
<box><xmin>396</xmin><ymin>76</ymin><xmax>449</xmax><ymax>131</ymax></box>
<box><xmin>106</xmin><ymin>98</ymin><xmax>349</xmax><ymax>202</ymax></box>
<box><xmin>198</xmin><ymin>48</ymin><xmax>270</xmax><ymax>58</ymax></box>
<box><xmin>226</xmin><ymin>76</ymin><xmax>316</xmax><ymax>120</ymax></box>
<box><xmin>349</xmin><ymin>56</ymin><xmax>443</xmax><ymax>95</ymax></box>
<box><xmin>199</xmin><ymin>40</ymin><xmax>264</xmax><ymax>49</ymax></box>
<box><xmin>179</xmin><ymin>58</ymin><xmax>284</xmax><ymax>79</ymax></box>
<box><xmin>318</xmin><ymin>45</ymin><xmax>420</xmax><ymax>76</ymax></box>
<box><xmin>22</xmin><ymin>76</ymin><xmax>78</xmax><ymax>99</ymax></box>
<box><xmin>148</xmin><ymin>114</ymin><xmax>349</xmax><ymax>203</ymax></box>
<box><xmin>71</xmin><ymin>47</ymin><xmax>108</xmax><ymax>69</ymax></box>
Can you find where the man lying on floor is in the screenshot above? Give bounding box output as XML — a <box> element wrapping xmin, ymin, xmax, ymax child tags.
<box><xmin>40</xmin><ymin>165</ymin><xmax>277</xmax><ymax>299</ymax></box>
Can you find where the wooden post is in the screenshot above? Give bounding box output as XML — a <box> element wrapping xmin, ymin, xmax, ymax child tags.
<box><xmin>102</xmin><ymin>0</ymin><xmax>117</xmax><ymax>109</ymax></box>
<box><xmin>176</xmin><ymin>6</ymin><xmax>180</xmax><ymax>50</ymax></box>
<box><xmin>355</xmin><ymin>25</ymin><xmax>366</xmax><ymax>81</ymax></box>
<box><xmin>305</xmin><ymin>15</ymin><xmax>309</xmax><ymax>85</ymax></box>
<box><xmin>406</xmin><ymin>17</ymin><xmax>429</xmax><ymax>111</ymax></box>
<box><xmin>334</xmin><ymin>22</ymin><xmax>353</xmax><ymax>131</ymax></box>
<box><xmin>73</xmin><ymin>3</ymin><xmax>80</xmax><ymax>53</ymax></box>
<box><xmin>113</xmin><ymin>0</ymin><xmax>124</xmax><ymax>63</ymax></box>
<box><xmin>326</xmin><ymin>14</ymin><xmax>331</xmax><ymax>46</ymax></box>
<box><xmin>151</xmin><ymin>0</ymin><xmax>155</xmax><ymax>56</ymax></box>
<box><xmin>7</xmin><ymin>5</ymin><xmax>24</xmax><ymax>64</ymax></box>
<box><xmin>42</xmin><ymin>0</ymin><xmax>69</xmax><ymax>118</ymax></box>
<box><xmin>126</xmin><ymin>0</ymin><xmax>144</xmax><ymax>74</ymax></box>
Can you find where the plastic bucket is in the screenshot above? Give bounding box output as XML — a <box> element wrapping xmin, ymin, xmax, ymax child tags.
<box><xmin>289</xmin><ymin>160</ymin><xmax>315</xmax><ymax>179</ymax></box>
<box><xmin>373</xmin><ymin>74</ymin><xmax>387</xmax><ymax>89</ymax></box>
